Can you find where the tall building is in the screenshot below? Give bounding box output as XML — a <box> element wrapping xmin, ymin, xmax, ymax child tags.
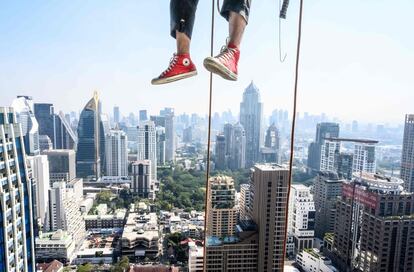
<box><xmin>320</xmin><ymin>138</ymin><xmax>376</xmax><ymax>179</ymax></box>
<box><xmin>313</xmin><ymin>171</ymin><xmax>343</xmax><ymax>239</ymax></box>
<box><xmin>0</xmin><ymin>107</ymin><xmax>36</xmax><ymax>271</ymax></box>
<box><xmin>401</xmin><ymin>114</ymin><xmax>414</xmax><ymax>192</ymax></box>
<box><xmin>151</xmin><ymin>109</ymin><xmax>175</xmax><ymax>162</ymax></box>
<box><xmin>43</xmin><ymin>149</ymin><xmax>76</xmax><ymax>185</ymax></box>
<box><xmin>76</xmin><ymin>92</ymin><xmax>102</xmax><ymax>179</ymax></box>
<box><xmin>332</xmin><ymin>173</ymin><xmax>414</xmax><ymax>272</ymax></box>
<box><xmin>335</xmin><ymin>152</ymin><xmax>353</xmax><ymax>180</ymax></box>
<box><xmin>46</xmin><ymin>182</ymin><xmax>86</xmax><ymax>247</ymax></box>
<box><xmin>288</xmin><ymin>184</ymin><xmax>315</xmax><ymax>252</ymax></box>
<box><xmin>239</xmin><ymin>183</ymin><xmax>251</xmax><ymax>220</ymax></box>
<box><xmin>230</xmin><ymin>122</ymin><xmax>246</xmax><ymax>169</ymax></box>
<box><xmin>307</xmin><ymin>123</ymin><xmax>340</xmax><ymax>171</ymax></box>
<box><xmin>320</xmin><ymin>140</ymin><xmax>341</xmax><ymax>172</ymax></box>
<box><xmin>261</xmin><ymin>123</ymin><xmax>281</xmax><ymax>163</ymax></box>
<box><xmin>27</xmin><ymin>155</ymin><xmax>50</xmax><ymax>230</ymax></box>
<box><xmin>137</xmin><ymin>120</ymin><xmax>157</xmax><ymax>181</ymax></box>
<box><xmin>12</xmin><ymin>96</ymin><xmax>40</xmax><ymax>155</ymax></box>
<box><xmin>139</xmin><ymin>110</ymin><xmax>148</xmax><ymax>122</ymax></box>
<box><xmin>250</xmin><ymin>164</ymin><xmax>289</xmax><ymax>272</ymax></box>
<box><xmin>105</xmin><ymin>129</ymin><xmax>128</xmax><ymax>177</ymax></box>
<box><xmin>352</xmin><ymin>141</ymin><xmax>376</xmax><ymax>174</ymax></box>
<box><xmin>131</xmin><ymin>160</ymin><xmax>153</xmax><ymax>199</ymax></box>
<box><xmin>34</xmin><ymin>103</ymin><xmax>77</xmax><ymax>150</ymax></box>
<box><xmin>155</xmin><ymin>126</ymin><xmax>166</xmax><ymax>165</ymax></box>
<box><xmin>182</xmin><ymin>126</ymin><xmax>193</xmax><ymax>144</ymax></box>
<box><xmin>113</xmin><ymin>106</ymin><xmax>120</xmax><ymax>124</ymax></box>
<box><xmin>214</xmin><ymin>134</ymin><xmax>226</xmax><ymax>170</ymax></box>
<box><xmin>206</xmin><ymin>176</ymin><xmax>238</xmax><ymax>238</ymax></box>
<box><xmin>239</xmin><ymin>82</ymin><xmax>263</xmax><ymax>167</ymax></box>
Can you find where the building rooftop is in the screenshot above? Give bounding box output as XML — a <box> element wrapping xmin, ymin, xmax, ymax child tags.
<box><xmin>254</xmin><ymin>163</ymin><xmax>287</xmax><ymax>171</ymax></box>
<box><xmin>122</xmin><ymin>212</ymin><xmax>159</xmax><ymax>242</ymax></box>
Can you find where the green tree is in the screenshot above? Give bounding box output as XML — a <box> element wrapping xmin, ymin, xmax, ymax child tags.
<box><xmin>77</xmin><ymin>263</ymin><xmax>93</xmax><ymax>272</ymax></box>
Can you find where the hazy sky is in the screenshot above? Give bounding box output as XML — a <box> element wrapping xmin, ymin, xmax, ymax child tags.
<box><xmin>0</xmin><ymin>0</ymin><xmax>413</xmax><ymax>124</ymax></box>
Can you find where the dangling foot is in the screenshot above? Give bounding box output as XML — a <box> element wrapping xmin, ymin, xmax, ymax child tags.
<box><xmin>151</xmin><ymin>53</ymin><xmax>197</xmax><ymax>85</ymax></box>
<box><xmin>203</xmin><ymin>41</ymin><xmax>240</xmax><ymax>81</ymax></box>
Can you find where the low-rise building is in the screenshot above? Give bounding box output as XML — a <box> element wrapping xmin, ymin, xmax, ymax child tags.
<box><xmin>188</xmin><ymin>241</ymin><xmax>204</xmax><ymax>272</ymax></box>
<box><xmin>121</xmin><ymin>211</ymin><xmax>160</xmax><ymax>262</ymax></box>
<box><xmin>35</xmin><ymin>230</ymin><xmax>76</xmax><ymax>264</ymax></box>
<box><xmin>74</xmin><ymin>232</ymin><xmax>119</xmax><ymax>265</ymax></box>
<box><xmin>84</xmin><ymin>209</ymin><xmax>127</xmax><ymax>230</ymax></box>
<box><xmin>296</xmin><ymin>248</ymin><xmax>338</xmax><ymax>272</ymax></box>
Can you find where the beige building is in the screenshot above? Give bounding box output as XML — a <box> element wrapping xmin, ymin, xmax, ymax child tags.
<box><xmin>206</xmin><ymin>176</ymin><xmax>238</xmax><ymax>238</ymax></box>
<box><xmin>250</xmin><ymin>164</ymin><xmax>289</xmax><ymax>272</ymax></box>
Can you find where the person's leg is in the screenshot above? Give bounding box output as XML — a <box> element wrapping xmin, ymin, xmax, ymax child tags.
<box><xmin>170</xmin><ymin>0</ymin><xmax>199</xmax><ymax>54</ymax></box>
<box><xmin>152</xmin><ymin>0</ymin><xmax>199</xmax><ymax>85</ymax></box>
<box><xmin>228</xmin><ymin>11</ymin><xmax>247</xmax><ymax>48</ymax></box>
<box><xmin>203</xmin><ymin>0</ymin><xmax>252</xmax><ymax>81</ymax></box>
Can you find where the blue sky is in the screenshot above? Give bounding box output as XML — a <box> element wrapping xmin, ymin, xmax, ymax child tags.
<box><xmin>0</xmin><ymin>0</ymin><xmax>413</xmax><ymax>123</ymax></box>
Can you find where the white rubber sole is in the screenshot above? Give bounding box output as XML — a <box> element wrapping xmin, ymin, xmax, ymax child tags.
<box><xmin>203</xmin><ymin>57</ymin><xmax>237</xmax><ymax>81</ymax></box>
<box><xmin>151</xmin><ymin>70</ymin><xmax>197</xmax><ymax>85</ymax></box>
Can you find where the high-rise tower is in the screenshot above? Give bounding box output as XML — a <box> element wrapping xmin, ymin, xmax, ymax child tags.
<box><xmin>250</xmin><ymin>164</ymin><xmax>289</xmax><ymax>272</ymax></box>
<box><xmin>76</xmin><ymin>92</ymin><xmax>101</xmax><ymax>179</ymax></box>
<box><xmin>137</xmin><ymin>120</ymin><xmax>157</xmax><ymax>181</ymax></box>
<box><xmin>0</xmin><ymin>107</ymin><xmax>36</xmax><ymax>272</ymax></box>
<box><xmin>239</xmin><ymin>82</ymin><xmax>263</xmax><ymax>167</ymax></box>
<box><xmin>401</xmin><ymin>114</ymin><xmax>414</xmax><ymax>192</ymax></box>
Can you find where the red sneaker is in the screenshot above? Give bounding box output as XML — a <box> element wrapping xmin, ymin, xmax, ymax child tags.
<box><xmin>203</xmin><ymin>42</ymin><xmax>240</xmax><ymax>81</ymax></box>
<box><xmin>152</xmin><ymin>53</ymin><xmax>197</xmax><ymax>85</ymax></box>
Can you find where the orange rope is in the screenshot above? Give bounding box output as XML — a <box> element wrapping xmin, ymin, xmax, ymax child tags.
<box><xmin>282</xmin><ymin>0</ymin><xmax>304</xmax><ymax>267</ymax></box>
<box><xmin>202</xmin><ymin>0</ymin><xmax>216</xmax><ymax>271</ymax></box>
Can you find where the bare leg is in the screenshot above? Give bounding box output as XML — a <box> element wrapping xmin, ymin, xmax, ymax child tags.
<box><xmin>228</xmin><ymin>11</ymin><xmax>247</xmax><ymax>48</ymax></box>
<box><xmin>176</xmin><ymin>31</ymin><xmax>191</xmax><ymax>55</ymax></box>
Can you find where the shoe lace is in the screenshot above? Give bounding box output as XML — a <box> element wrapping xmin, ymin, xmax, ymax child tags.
<box><xmin>162</xmin><ymin>54</ymin><xmax>179</xmax><ymax>76</ymax></box>
<box><xmin>216</xmin><ymin>39</ymin><xmax>237</xmax><ymax>63</ymax></box>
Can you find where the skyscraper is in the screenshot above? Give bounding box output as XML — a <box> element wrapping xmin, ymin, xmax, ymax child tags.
<box><xmin>239</xmin><ymin>82</ymin><xmax>263</xmax><ymax>167</ymax></box>
<box><xmin>139</xmin><ymin>110</ymin><xmax>148</xmax><ymax>122</ymax></box>
<box><xmin>320</xmin><ymin>139</ymin><xmax>341</xmax><ymax>171</ymax></box>
<box><xmin>332</xmin><ymin>173</ymin><xmax>414</xmax><ymax>271</ymax></box>
<box><xmin>261</xmin><ymin>123</ymin><xmax>281</xmax><ymax>163</ymax></box>
<box><xmin>27</xmin><ymin>155</ymin><xmax>50</xmax><ymax>230</ymax></box>
<box><xmin>76</xmin><ymin>92</ymin><xmax>101</xmax><ymax>179</ymax></box>
<box><xmin>43</xmin><ymin>149</ymin><xmax>76</xmax><ymax>185</ymax></box>
<box><xmin>230</xmin><ymin>122</ymin><xmax>246</xmax><ymax>169</ymax></box>
<box><xmin>12</xmin><ymin>96</ymin><xmax>40</xmax><ymax>155</ymax></box>
<box><xmin>131</xmin><ymin>160</ymin><xmax>153</xmax><ymax>199</ymax></box>
<box><xmin>0</xmin><ymin>107</ymin><xmax>36</xmax><ymax>272</ymax></box>
<box><xmin>401</xmin><ymin>114</ymin><xmax>414</xmax><ymax>192</ymax></box>
<box><xmin>34</xmin><ymin>103</ymin><xmax>77</xmax><ymax>150</ymax></box>
<box><xmin>206</xmin><ymin>176</ymin><xmax>238</xmax><ymax>238</ymax></box>
<box><xmin>214</xmin><ymin>134</ymin><xmax>226</xmax><ymax>170</ymax></box>
<box><xmin>151</xmin><ymin>108</ymin><xmax>175</xmax><ymax>162</ymax></box>
<box><xmin>161</xmin><ymin>108</ymin><xmax>175</xmax><ymax>162</ymax></box>
<box><xmin>113</xmin><ymin>106</ymin><xmax>120</xmax><ymax>124</ymax></box>
<box><xmin>155</xmin><ymin>126</ymin><xmax>166</xmax><ymax>165</ymax></box>
<box><xmin>105</xmin><ymin>129</ymin><xmax>128</xmax><ymax>177</ymax></box>
<box><xmin>137</xmin><ymin>120</ymin><xmax>157</xmax><ymax>181</ymax></box>
<box><xmin>250</xmin><ymin>164</ymin><xmax>289</xmax><ymax>272</ymax></box>
<box><xmin>313</xmin><ymin>171</ymin><xmax>343</xmax><ymax>239</ymax></box>
<box><xmin>307</xmin><ymin>123</ymin><xmax>340</xmax><ymax>171</ymax></box>
<box><xmin>352</xmin><ymin>141</ymin><xmax>376</xmax><ymax>174</ymax></box>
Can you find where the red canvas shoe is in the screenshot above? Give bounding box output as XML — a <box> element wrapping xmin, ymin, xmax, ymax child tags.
<box><xmin>203</xmin><ymin>41</ymin><xmax>240</xmax><ymax>81</ymax></box>
<box><xmin>152</xmin><ymin>53</ymin><xmax>197</xmax><ymax>85</ymax></box>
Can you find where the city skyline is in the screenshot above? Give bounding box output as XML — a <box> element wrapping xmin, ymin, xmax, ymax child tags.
<box><xmin>0</xmin><ymin>1</ymin><xmax>413</xmax><ymax>123</ymax></box>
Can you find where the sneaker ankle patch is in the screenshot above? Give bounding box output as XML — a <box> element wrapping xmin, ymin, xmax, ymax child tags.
<box><xmin>182</xmin><ymin>58</ymin><xmax>191</xmax><ymax>66</ymax></box>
